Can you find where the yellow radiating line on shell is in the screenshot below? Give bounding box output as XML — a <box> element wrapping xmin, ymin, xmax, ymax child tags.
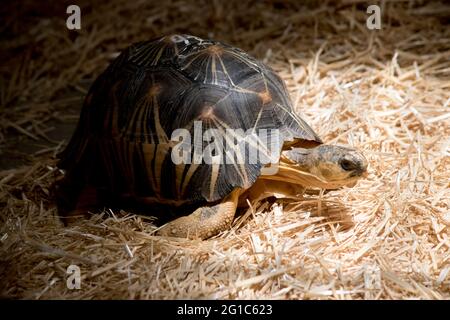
<box><xmin>227</xmin><ymin>50</ymin><xmax>260</xmax><ymax>72</ymax></box>
<box><xmin>126</xmin><ymin>97</ymin><xmax>148</xmax><ymax>140</ymax></box>
<box><xmin>152</xmin><ymin>43</ymin><xmax>167</xmax><ymax>66</ymax></box>
<box><xmin>180</xmin><ymin>51</ymin><xmax>207</xmax><ymax>71</ymax></box>
<box><xmin>209</xmin><ymin>161</ymin><xmax>220</xmax><ymax>200</ymax></box>
<box><xmin>174</xmin><ymin>162</ymin><xmax>185</xmax><ymax>199</ymax></box>
<box><xmin>217</xmin><ymin>54</ymin><xmax>236</xmax><ymax>87</ymax></box>
<box><xmin>206</xmin><ymin>128</ymin><xmax>222</xmax><ymax>200</ymax></box>
<box><xmin>125</xmin><ymin>140</ymin><xmax>135</xmax><ymax>192</ymax></box>
<box><xmin>210</xmin><ymin>116</ymin><xmax>249</xmax><ymax>187</ymax></box>
<box><xmin>105</xmin><ymin>82</ymin><xmax>121</xmax><ymax>136</ymax></box>
<box><xmin>251</xmin><ymin>106</ymin><xmax>264</xmax><ymax>135</ymax></box>
<box><xmin>181</xmin><ymin>162</ymin><xmax>200</xmax><ymax>197</ymax></box>
<box><xmin>142</xmin><ymin>143</ymin><xmax>158</xmax><ymax>195</ymax></box>
<box><xmin>212</xmin><ymin>115</ymin><xmax>264</xmax><ymax>160</ymax></box>
<box><xmin>152</xmin><ymin>95</ymin><xmax>169</xmax><ymax>195</ymax></box>
<box><xmin>211</xmin><ymin>55</ymin><xmax>217</xmax><ymax>85</ymax></box>
<box><xmin>273</xmin><ymin>102</ymin><xmax>316</xmax><ymax>137</ymax></box>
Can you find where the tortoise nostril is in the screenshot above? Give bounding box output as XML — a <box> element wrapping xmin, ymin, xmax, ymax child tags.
<box><xmin>340</xmin><ymin>159</ymin><xmax>355</xmax><ymax>171</ymax></box>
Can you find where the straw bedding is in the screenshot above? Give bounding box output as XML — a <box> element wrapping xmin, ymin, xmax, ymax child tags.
<box><xmin>0</xmin><ymin>0</ymin><xmax>449</xmax><ymax>299</ymax></box>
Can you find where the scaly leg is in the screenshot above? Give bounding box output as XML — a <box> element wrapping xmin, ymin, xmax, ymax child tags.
<box><xmin>157</xmin><ymin>189</ymin><xmax>241</xmax><ymax>239</ymax></box>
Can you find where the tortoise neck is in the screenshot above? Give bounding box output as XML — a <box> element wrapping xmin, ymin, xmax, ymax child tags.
<box><xmin>280</xmin><ymin>148</ymin><xmax>314</xmax><ymax>171</ymax></box>
<box><xmin>258</xmin><ymin>151</ymin><xmax>333</xmax><ymax>189</ymax></box>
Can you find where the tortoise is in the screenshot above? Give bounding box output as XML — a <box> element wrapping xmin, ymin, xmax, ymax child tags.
<box><xmin>54</xmin><ymin>34</ymin><xmax>368</xmax><ymax>239</ymax></box>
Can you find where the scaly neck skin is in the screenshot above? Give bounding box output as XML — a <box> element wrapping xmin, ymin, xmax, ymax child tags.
<box><xmin>260</xmin><ymin>155</ymin><xmax>337</xmax><ymax>190</ymax></box>
<box><xmin>259</xmin><ymin>146</ymin><xmax>367</xmax><ymax>190</ymax></box>
<box><xmin>259</xmin><ymin>147</ymin><xmax>330</xmax><ymax>189</ymax></box>
<box><xmin>280</xmin><ymin>148</ymin><xmax>313</xmax><ymax>170</ymax></box>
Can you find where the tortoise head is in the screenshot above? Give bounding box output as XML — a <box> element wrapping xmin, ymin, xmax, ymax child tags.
<box><xmin>281</xmin><ymin>144</ymin><xmax>368</xmax><ymax>189</ymax></box>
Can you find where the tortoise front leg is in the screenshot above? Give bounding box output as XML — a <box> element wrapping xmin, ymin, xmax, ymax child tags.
<box><xmin>157</xmin><ymin>189</ymin><xmax>241</xmax><ymax>240</ymax></box>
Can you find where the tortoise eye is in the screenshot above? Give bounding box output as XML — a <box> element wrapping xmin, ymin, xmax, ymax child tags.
<box><xmin>340</xmin><ymin>159</ymin><xmax>355</xmax><ymax>171</ymax></box>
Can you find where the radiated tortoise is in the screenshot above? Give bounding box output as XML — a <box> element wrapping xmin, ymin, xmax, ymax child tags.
<box><xmin>54</xmin><ymin>34</ymin><xmax>368</xmax><ymax>239</ymax></box>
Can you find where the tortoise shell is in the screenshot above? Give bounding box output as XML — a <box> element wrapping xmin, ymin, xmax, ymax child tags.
<box><xmin>58</xmin><ymin>34</ymin><xmax>322</xmax><ymax>207</ymax></box>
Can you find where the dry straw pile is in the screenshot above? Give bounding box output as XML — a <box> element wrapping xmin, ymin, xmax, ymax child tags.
<box><xmin>0</xmin><ymin>0</ymin><xmax>449</xmax><ymax>299</ymax></box>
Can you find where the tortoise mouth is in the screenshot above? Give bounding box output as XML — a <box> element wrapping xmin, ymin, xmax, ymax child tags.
<box><xmin>349</xmin><ymin>169</ymin><xmax>368</xmax><ymax>178</ymax></box>
<box><xmin>342</xmin><ymin>175</ymin><xmax>364</xmax><ymax>188</ymax></box>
